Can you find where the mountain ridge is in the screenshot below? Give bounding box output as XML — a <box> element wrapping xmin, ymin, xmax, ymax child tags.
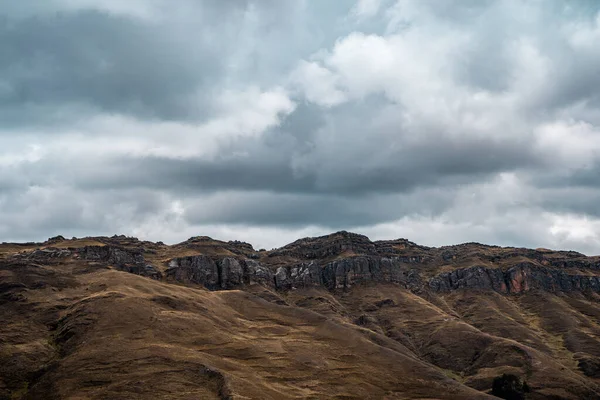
<box><xmin>6</xmin><ymin>230</ymin><xmax>598</xmax><ymax>296</ymax></box>
<box><xmin>2</xmin><ymin>232</ymin><xmax>600</xmax><ymax>399</ymax></box>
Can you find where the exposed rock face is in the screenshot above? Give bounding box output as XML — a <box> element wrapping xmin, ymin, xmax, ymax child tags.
<box><xmin>273</xmin><ymin>262</ymin><xmax>324</xmax><ymax>289</ymax></box>
<box><xmin>261</xmin><ymin>256</ymin><xmax>421</xmax><ymax>291</ymax></box>
<box><xmin>166</xmin><ymin>255</ymin><xmax>422</xmax><ymax>292</ymax></box>
<box><xmin>549</xmin><ymin>258</ymin><xmax>600</xmax><ymax>271</ymax></box>
<box><xmin>513</xmin><ymin>264</ymin><xmax>600</xmax><ymax>292</ymax></box>
<box><xmin>299</xmin><ymin>256</ymin><xmax>424</xmax><ymax>290</ymax></box>
<box><xmin>288</xmin><ymin>262</ymin><xmax>323</xmax><ymax>287</ymax></box>
<box><xmin>429</xmin><ymin>266</ymin><xmax>508</xmax><ymax>293</ymax></box>
<box><xmin>165</xmin><ymin>256</ymin><xmax>275</xmax><ymax>289</ymax></box>
<box><xmin>429</xmin><ymin>263</ymin><xmax>600</xmax><ymax>294</ymax></box>
<box><xmin>321</xmin><ymin>257</ymin><xmax>410</xmax><ymax>290</ymax></box>
<box><xmin>77</xmin><ymin>246</ymin><xmax>161</xmax><ymax>279</ymax></box>
<box><xmin>14</xmin><ymin>248</ymin><xmax>72</xmax><ymax>261</ymax></box>
<box><xmin>166</xmin><ymin>256</ymin><xmax>220</xmax><ymax>289</ymax></box>
<box><xmin>274</xmin><ymin>267</ymin><xmax>291</xmax><ymax>289</ymax></box>
<box><xmin>46</xmin><ymin>232</ymin><xmax>600</xmax><ymax>296</ymax></box>
<box><xmin>78</xmin><ymin>246</ymin><xmax>144</xmax><ymax>266</ymax></box>
<box><xmin>243</xmin><ymin>260</ymin><xmax>274</xmax><ymax>286</ymax></box>
<box><xmin>165</xmin><ymin>252</ymin><xmax>600</xmax><ymax>295</ymax></box>
<box><xmin>405</xmin><ymin>269</ymin><xmax>424</xmax><ymax>292</ymax></box>
<box><xmin>218</xmin><ymin>258</ymin><xmax>244</xmax><ymax>289</ymax></box>
<box><xmin>46</xmin><ymin>235</ymin><xmax>66</xmax><ymax>244</ymax></box>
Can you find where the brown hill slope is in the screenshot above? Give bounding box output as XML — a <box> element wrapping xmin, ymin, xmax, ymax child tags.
<box><xmin>1</xmin><ymin>232</ymin><xmax>600</xmax><ymax>399</ymax></box>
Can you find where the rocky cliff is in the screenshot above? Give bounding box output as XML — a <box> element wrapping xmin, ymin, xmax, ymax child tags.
<box><xmin>19</xmin><ymin>230</ymin><xmax>597</xmax><ymax>296</ymax></box>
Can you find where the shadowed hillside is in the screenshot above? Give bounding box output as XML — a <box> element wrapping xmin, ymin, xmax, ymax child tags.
<box><xmin>2</xmin><ymin>232</ymin><xmax>600</xmax><ymax>399</ymax></box>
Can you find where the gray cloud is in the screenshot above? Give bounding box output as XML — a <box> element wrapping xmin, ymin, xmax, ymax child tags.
<box><xmin>183</xmin><ymin>188</ymin><xmax>455</xmax><ymax>228</ymax></box>
<box><xmin>0</xmin><ymin>10</ymin><xmax>221</xmax><ymax>125</ymax></box>
<box><xmin>0</xmin><ymin>0</ymin><xmax>318</xmax><ymax>127</ymax></box>
<box><xmin>2</xmin><ymin>0</ymin><xmax>600</xmax><ymax>254</ymax></box>
<box><xmin>13</xmin><ymin>126</ymin><xmax>535</xmax><ymax>196</ymax></box>
<box><xmin>538</xmin><ymin>188</ymin><xmax>600</xmax><ymax>218</ymax></box>
<box><xmin>534</xmin><ymin>163</ymin><xmax>600</xmax><ymax>192</ymax></box>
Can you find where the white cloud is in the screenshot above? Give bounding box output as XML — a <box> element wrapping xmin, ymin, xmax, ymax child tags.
<box><xmin>290</xmin><ymin>61</ymin><xmax>347</xmax><ymax>107</ymax></box>
<box><xmin>534</xmin><ymin>121</ymin><xmax>600</xmax><ymax>169</ymax></box>
<box><xmin>0</xmin><ymin>85</ymin><xmax>295</xmax><ymax>164</ymax></box>
<box><xmin>209</xmin><ymin>86</ymin><xmax>296</xmax><ymax>139</ymax></box>
<box><xmin>549</xmin><ymin>214</ymin><xmax>600</xmax><ymax>254</ymax></box>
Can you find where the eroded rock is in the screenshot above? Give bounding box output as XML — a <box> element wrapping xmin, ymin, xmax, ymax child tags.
<box><xmin>218</xmin><ymin>258</ymin><xmax>243</xmax><ymax>289</ymax></box>
<box><xmin>78</xmin><ymin>246</ymin><xmax>144</xmax><ymax>266</ymax></box>
<box><xmin>166</xmin><ymin>256</ymin><xmax>219</xmax><ymax>289</ymax></box>
<box><xmin>428</xmin><ymin>263</ymin><xmax>600</xmax><ymax>294</ymax></box>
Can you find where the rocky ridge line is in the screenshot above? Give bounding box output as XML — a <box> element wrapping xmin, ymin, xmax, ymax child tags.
<box><xmin>7</xmin><ymin>231</ymin><xmax>600</xmax><ymax>296</ymax></box>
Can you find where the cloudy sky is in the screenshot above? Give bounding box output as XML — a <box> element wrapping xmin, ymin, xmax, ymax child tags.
<box><xmin>2</xmin><ymin>0</ymin><xmax>600</xmax><ymax>254</ymax></box>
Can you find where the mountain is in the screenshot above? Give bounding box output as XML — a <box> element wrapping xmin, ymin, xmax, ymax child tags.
<box><xmin>2</xmin><ymin>231</ymin><xmax>600</xmax><ymax>399</ymax></box>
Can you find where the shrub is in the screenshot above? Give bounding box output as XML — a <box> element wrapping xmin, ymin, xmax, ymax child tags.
<box><xmin>491</xmin><ymin>373</ymin><xmax>530</xmax><ymax>400</ymax></box>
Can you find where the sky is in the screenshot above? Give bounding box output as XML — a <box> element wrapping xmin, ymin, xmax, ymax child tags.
<box><xmin>2</xmin><ymin>0</ymin><xmax>600</xmax><ymax>254</ymax></box>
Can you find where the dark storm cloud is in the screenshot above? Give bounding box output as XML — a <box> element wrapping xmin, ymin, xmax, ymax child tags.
<box><xmin>0</xmin><ymin>0</ymin><xmax>313</xmax><ymax>128</ymax></box>
<box><xmin>185</xmin><ymin>193</ymin><xmax>393</xmax><ymax>228</ymax></box>
<box><xmin>543</xmin><ymin>58</ymin><xmax>600</xmax><ymax>113</ymax></box>
<box><xmin>539</xmin><ymin>189</ymin><xmax>600</xmax><ymax>218</ymax></box>
<box><xmin>72</xmin><ymin>155</ymin><xmax>316</xmax><ymax>193</ymax></box>
<box><xmin>534</xmin><ymin>163</ymin><xmax>600</xmax><ymax>191</ymax></box>
<box><xmin>569</xmin><ymin>165</ymin><xmax>600</xmax><ymax>188</ymax></box>
<box><xmin>0</xmin><ymin>10</ymin><xmax>221</xmax><ymax>125</ymax></box>
<box><xmin>183</xmin><ymin>189</ymin><xmax>455</xmax><ymax>228</ymax></box>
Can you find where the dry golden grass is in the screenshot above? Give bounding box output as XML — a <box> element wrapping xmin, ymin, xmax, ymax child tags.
<box><xmin>2</xmin><ymin>236</ymin><xmax>600</xmax><ymax>399</ymax></box>
<box><xmin>46</xmin><ymin>239</ymin><xmax>107</xmax><ymax>249</ymax></box>
<box><xmin>4</xmin><ymin>269</ymin><xmax>497</xmax><ymax>399</ymax></box>
<box><xmin>0</xmin><ymin>263</ymin><xmax>495</xmax><ymax>399</ymax></box>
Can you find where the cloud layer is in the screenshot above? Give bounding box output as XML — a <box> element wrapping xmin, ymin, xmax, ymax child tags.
<box><xmin>2</xmin><ymin>0</ymin><xmax>600</xmax><ymax>254</ymax></box>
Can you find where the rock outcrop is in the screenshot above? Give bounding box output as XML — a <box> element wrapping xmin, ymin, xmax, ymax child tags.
<box><xmin>218</xmin><ymin>258</ymin><xmax>244</xmax><ymax>289</ymax></box>
<box><xmin>165</xmin><ymin>256</ymin><xmax>220</xmax><ymax>289</ymax></box>
<box><xmin>320</xmin><ymin>256</ymin><xmax>414</xmax><ymax>290</ymax></box>
<box><xmin>46</xmin><ymin>235</ymin><xmax>66</xmax><ymax>244</ymax></box>
<box><xmin>77</xmin><ymin>246</ymin><xmax>161</xmax><ymax>280</ymax></box>
<box><xmin>78</xmin><ymin>246</ymin><xmax>144</xmax><ymax>265</ymax></box>
<box><xmin>29</xmin><ymin>232</ymin><xmax>599</xmax><ymax>296</ymax></box>
<box><xmin>165</xmin><ymin>256</ymin><xmax>274</xmax><ymax>289</ymax></box>
<box><xmin>165</xmin><ymin>255</ymin><xmax>423</xmax><ymax>292</ymax></box>
<box><xmin>14</xmin><ymin>248</ymin><xmax>72</xmax><ymax>261</ymax></box>
<box><xmin>429</xmin><ymin>263</ymin><xmax>600</xmax><ymax>294</ymax></box>
<box><xmin>164</xmin><ymin>253</ymin><xmax>600</xmax><ymax>295</ymax></box>
<box><xmin>429</xmin><ymin>266</ymin><xmax>508</xmax><ymax>293</ymax></box>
